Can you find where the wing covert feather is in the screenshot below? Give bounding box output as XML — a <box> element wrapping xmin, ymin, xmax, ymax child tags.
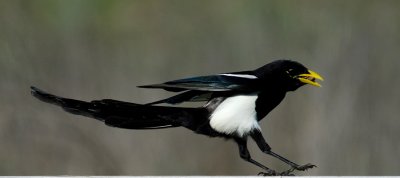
<box><xmin>139</xmin><ymin>71</ymin><xmax>258</xmax><ymax>92</ymax></box>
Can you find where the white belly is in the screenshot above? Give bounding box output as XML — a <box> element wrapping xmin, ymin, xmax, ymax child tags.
<box><xmin>209</xmin><ymin>94</ymin><xmax>260</xmax><ymax>137</ymax></box>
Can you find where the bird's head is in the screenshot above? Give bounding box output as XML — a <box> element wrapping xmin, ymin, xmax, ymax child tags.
<box><xmin>255</xmin><ymin>60</ymin><xmax>324</xmax><ymax>91</ymax></box>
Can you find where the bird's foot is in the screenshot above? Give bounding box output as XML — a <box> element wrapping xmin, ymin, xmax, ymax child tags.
<box><xmin>258</xmin><ymin>164</ymin><xmax>316</xmax><ymax>176</ymax></box>
<box><xmin>258</xmin><ymin>169</ymin><xmax>278</xmax><ymax>176</ymax></box>
<box><xmin>279</xmin><ymin>167</ymin><xmax>296</xmax><ymax>176</ymax></box>
<box><xmin>293</xmin><ymin>163</ymin><xmax>316</xmax><ymax>171</ymax></box>
<box><xmin>278</xmin><ymin>163</ymin><xmax>316</xmax><ymax>176</ymax></box>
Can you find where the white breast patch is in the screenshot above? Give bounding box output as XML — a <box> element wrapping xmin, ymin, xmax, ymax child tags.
<box><xmin>209</xmin><ymin>94</ymin><xmax>260</xmax><ymax>137</ymax></box>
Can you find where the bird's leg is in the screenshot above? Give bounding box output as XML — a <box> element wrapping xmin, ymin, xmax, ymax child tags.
<box><xmin>234</xmin><ymin>138</ymin><xmax>277</xmax><ymax>176</ymax></box>
<box><xmin>250</xmin><ymin>130</ymin><xmax>316</xmax><ymax>173</ymax></box>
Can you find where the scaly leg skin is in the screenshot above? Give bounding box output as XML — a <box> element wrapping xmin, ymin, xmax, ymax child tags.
<box><xmin>250</xmin><ymin>131</ymin><xmax>316</xmax><ymax>176</ymax></box>
<box><xmin>235</xmin><ymin>138</ymin><xmax>279</xmax><ymax>176</ymax></box>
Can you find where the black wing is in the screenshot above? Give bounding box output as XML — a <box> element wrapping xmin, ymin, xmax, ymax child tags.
<box><xmin>145</xmin><ymin>90</ymin><xmax>212</xmax><ymax>105</ymax></box>
<box><xmin>138</xmin><ymin>71</ymin><xmax>259</xmax><ymax>92</ymax></box>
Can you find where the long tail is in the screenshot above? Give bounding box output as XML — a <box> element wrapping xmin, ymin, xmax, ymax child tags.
<box><xmin>30</xmin><ymin>86</ymin><xmax>208</xmax><ymax>130</ymax></box>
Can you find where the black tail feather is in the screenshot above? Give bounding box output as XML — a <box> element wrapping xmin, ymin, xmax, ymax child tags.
<box><xmin>30</xmin><ymin>86</ymin><xmax>208</xmax><ymax>130</ymax></box>
<box><xmin>31</xmin><ymin>86</ymin><xmax>98</xmax><ymax>119</ymax></box>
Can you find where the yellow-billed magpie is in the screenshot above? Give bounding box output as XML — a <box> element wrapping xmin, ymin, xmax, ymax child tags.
<box><xmin>31</xmin><ymin>59</ymin><xmax>323</xmax><ymax>175</ymax></box>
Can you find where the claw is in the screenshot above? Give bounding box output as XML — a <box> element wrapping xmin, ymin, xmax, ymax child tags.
<box><xmin>258</xmin><ymin>163</ymin><xmax>316</xmax><ymax>176</ymax></box>
<box><xmin>280</xmin><ymin>172</ymin><xmax>295</xmax><ymax>176</ymax></box>
<box><xmin>279</xmin><ymin>163</ymin><xmax>316</xmax><ymax>176</ymax></box>
<box><xmin>279</xmin><ymin>167</ymin><xmax>295</xmax><ymax>176</ymax></box>
<box><xmin>294</xmin><ymin>163</ymin><xmax>316</xmax><ymax>171</ymax></box>
<box><xmin>258</xmin><ymin>170</ymin><xmax>278</xmax><ymax>176</ymax></box>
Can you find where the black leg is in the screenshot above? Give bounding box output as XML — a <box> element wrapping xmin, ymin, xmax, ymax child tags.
<box><xmin>250</xmin><ymin>130</ymin><xmax>316</xmax><ymax>172</ymax></box>
<box><xmin>234</xmin><ymin>137</ymin><xmax>277</xmax><ymax>176</ymax></box>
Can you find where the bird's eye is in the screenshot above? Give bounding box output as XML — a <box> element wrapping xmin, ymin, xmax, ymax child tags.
<box><xmin>286</xmin><ymin>69</ymin><xmax>296</xmax><ymax>78</ymax></box>
<box><xmin>286</xmin><ymin>69</ymin><xmax>293</xmax><ymax>74</ymax></box>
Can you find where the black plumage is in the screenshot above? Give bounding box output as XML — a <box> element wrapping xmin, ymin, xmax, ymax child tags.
<box><xmin>31</xmin><ymin>59</ymin><xmax>323</xmax><ymax>175</ymax></box>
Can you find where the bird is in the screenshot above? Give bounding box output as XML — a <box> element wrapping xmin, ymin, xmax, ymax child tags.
<box><xmin>31</xmin><ymin>59</ymin><xmax>323</xmax><ymax>175</ymax></box>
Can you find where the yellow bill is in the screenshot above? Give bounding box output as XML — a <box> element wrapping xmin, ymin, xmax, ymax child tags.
<box><xmin>297</xmin><ymin>70</ymin><xmax>324</xmax><ymax>87</ymax></box>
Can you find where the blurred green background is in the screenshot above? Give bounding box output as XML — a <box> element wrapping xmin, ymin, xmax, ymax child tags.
<box><xmin>1</xmin><ymin>0</ymin><xmax>400</xmax><ymax>175</ymax></box>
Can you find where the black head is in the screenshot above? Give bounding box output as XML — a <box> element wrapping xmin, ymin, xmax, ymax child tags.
<box><xmin>254</xmin><ymin>60</ymin><xmax>323</xmax><ymax>91</ymax></box>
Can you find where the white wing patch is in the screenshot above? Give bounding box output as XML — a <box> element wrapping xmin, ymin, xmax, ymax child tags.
<box><xmin>219</xmin><ymin>73</ymin><xmax>258</xmax><ymax>79</ymax></box>
<box><xmin>209</xmin><ymin>94</ymin><xmax>260</xmax><ymax>137</ymax></box>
